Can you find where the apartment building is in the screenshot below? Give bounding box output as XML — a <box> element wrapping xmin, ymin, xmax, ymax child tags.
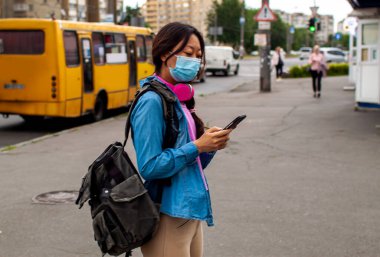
<box><xmin>141</xmin><ymin>0</ymin><xmax>213</xmax><ymax>37</ymax></box>
<box><xmin>315</xmin><ymin>14</ymin><xmax>334</xmax><ymax>43</ymax></box>
<box><xmin>0</xmin><ymin>0</ymin><xmax>122</xmax><ymax>22</ymax></box>
<box><xmin>276</xmin><ymin>10</ymin><xmax>334</xmax><ymax>44</ymax></box>
<box><xmin>1</xmin><ymin>0</ymin><xmax>62</xmax><ymax>19</ymax></box>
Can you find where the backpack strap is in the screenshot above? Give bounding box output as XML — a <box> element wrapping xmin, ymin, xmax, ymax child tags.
<box><xmin>123</xmin><ymin>80</ymin><xmax>179</xmax><ymax>149</ymax></box>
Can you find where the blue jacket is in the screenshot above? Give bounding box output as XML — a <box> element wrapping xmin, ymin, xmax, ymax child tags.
<box><xmin>131</xmin><ymin>76</ymin><xmax>216</xmax><ymax>226</ymax></box>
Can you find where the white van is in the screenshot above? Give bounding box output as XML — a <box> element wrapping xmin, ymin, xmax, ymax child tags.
<box><xmin>205</xmin><ymin>46</ymin><xmax>240</xmax><ymax>76</ymax></box>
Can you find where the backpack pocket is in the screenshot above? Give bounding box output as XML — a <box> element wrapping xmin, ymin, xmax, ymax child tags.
<box><xmin>110</xmin><ymin>174</ymin><xmax>147</xmax><ymax>202</ymax></box>
<box><xmin>92</xmin><ymin>209</ymin><xmax>129</xmax><ymax>255</ymax></box>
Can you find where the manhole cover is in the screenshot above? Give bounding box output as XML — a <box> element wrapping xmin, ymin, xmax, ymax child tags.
<box><xmin>32</xmin><ymin>190</ymin><xmax>79</xmax><ymax>204</ymax></box>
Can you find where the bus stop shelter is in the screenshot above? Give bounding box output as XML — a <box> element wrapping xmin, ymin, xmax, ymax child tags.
<box><xmin>348</xmin><ymin>0</ymin><xmax>380</xmax><ymax>108</ymax></box>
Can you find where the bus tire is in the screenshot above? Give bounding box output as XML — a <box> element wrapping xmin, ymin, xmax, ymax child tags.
<box><xmin>93</xmin><ymin>95</ymin><xmax>107</xmax><ymax>121</ymax></box>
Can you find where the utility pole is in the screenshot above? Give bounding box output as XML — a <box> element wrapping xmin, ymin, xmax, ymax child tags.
<box><xmin>239</xmin><ymin>0</ymin><xmax>245</xmax><ymax>57</ymax></box>
<box><xmin>258</xmin><ymin>0</ymin><xmax>272</xmax><ymax>92</ymax></box>
<box><xmin>213</xmin><ymin>10</ymin><xmax>217</xmax><ymax>44</ymax></box>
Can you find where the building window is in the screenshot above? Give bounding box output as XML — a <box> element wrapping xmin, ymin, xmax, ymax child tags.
<box><xmin>0</xmin><ymin>30</ymin><xmax>44</xmax><ymax>54</ymax></box>
<box><xmin>63</xmin><ymin>30</ymin><xmax>80</xmax><ymax>66</ymax></box>
<box><xmin>104</xmin><ymin>33</ymin><xmax>127</xmax><ymax>64</ymax></box>
<box><xmin>92</xmin><ymin>32</ymin><xmax>105</xmax><ymax>65</ymax></box>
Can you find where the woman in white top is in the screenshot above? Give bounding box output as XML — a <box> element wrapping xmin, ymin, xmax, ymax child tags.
<box><xmin>308</xmin><ymin>45</ymin><xmax>327</xmax><ymax>98</ymax></box>
<box><xmin>271</xmin><ymin>46</ymin><xmax>285</xmax><ymax>81</ymax></box>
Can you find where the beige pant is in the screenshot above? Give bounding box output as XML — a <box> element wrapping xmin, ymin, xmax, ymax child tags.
<box><xmin>141</xmin><ymin>214</ymin><xmax>203</xmax><ymax>257</ymax></box>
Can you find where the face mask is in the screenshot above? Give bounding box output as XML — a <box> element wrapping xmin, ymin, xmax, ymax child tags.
<box><xmin>172</xmin><ymin>83</ymin><xmax>194</xmax><ymax>102</ymax></box>
<box><xmin>169</xmin><ymin>55</ymin><xmax>201</xmax><ymax>82</ymax></box>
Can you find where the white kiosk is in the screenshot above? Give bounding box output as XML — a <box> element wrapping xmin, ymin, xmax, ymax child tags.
<box><xmin>350</xmin><ymin>7</ymin><xmax>380</xmax><ymax>109</ymax></box>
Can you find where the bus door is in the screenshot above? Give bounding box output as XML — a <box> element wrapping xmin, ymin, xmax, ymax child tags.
<box><xmin>128</xmin><ymin>40</ymin><xmax>138</xmax><ymax>99</ymax></box>
<box><xmin>79</xmin><ymin>37</ymin><xmax>94</xmax><ymax>114</ymax></box>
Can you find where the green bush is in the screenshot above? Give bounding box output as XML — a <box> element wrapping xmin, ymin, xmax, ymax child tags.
<box><xmin>287</xmin><ymin>63</ymin><xmax>349</xmax><ymax>78</ymax></box>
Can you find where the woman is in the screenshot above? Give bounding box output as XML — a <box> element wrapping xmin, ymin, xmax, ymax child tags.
<box><xmin>271</xmin><ymin>46</ymin><xmax>285</xmax><ymax>81</ymax></box>
<box><xmin>308</xmin><ymin>45</ymin><xmax>327</xmax><ymax>98</ymax></box>
<box><xmin>131</xmin><ymin>22</ymin><xmax>232</xmax><ymax>257</ymax></box>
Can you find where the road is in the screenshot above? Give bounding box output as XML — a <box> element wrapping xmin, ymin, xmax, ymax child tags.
<box><xmin>0</xmin><ymin>58</ymin><xmax>303</xmax><ymax>148</ymax></box>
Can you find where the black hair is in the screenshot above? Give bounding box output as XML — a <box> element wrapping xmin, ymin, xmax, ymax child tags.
<box><xmin>153</xmin><ymin>22</ymin><xmax>205</xmax><ymax>138</ymax></box>
<box><xmin>152</xmin><ymin>22</ymin><xmax>205</xmax><ymax>79</ymax></box>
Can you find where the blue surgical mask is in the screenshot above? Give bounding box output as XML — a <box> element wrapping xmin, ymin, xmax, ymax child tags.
<box><xmin>169</xmin><ymin>55</ymin><xmax>201</xmax><ymax>82</ymax></box>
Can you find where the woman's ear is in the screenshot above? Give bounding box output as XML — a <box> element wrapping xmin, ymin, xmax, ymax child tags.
<box><xmin>161</xmin><ymin>52</ymin><xmax>170</xmax><ymax>63</ymax></box>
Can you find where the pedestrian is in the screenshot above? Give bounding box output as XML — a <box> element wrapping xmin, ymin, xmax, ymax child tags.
<box><xmin>130</xmin><ymin>22</ymin><xmax>232</xmax><ymax>257</ymax></box>
<box><xmin>271</xmin><ymin>46</ymin><xmax>285</xmax><ymax>81</ymax></box>
<box><xmin>308</xmin><ymin>45</ymin><xmax>327</xmax><ymax>98</ymax></box>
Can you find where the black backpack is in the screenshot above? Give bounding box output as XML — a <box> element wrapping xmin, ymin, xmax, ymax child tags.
<box><xmin>75</xmin><ymin>80</ymin><xmax>179</xmax><ymax>256</ymax></box>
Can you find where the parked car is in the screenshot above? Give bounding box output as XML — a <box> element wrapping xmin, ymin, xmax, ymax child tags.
<box><xmin>205</xmin><ymin>46</ymin><xmax>240</xmax><ymax>76</ymax></box>
<box><xmin>319</xmin><ymin>47</ymin><xmax>347</xmax><ymax>63</ymax></box>
<box><xmin>250</xmin><ymin>50</ymin><xmax>259</xmax><ymax>56</ymax></box>
<box><xmin>299</xmin><ymin>47</ymin><xmax>312</xmax><ymax>60</ymax></box>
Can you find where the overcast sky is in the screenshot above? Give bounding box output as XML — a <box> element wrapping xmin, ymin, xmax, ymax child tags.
<box><xmin>125</xmin><ymin>0</ymin><xmax>353</xmax><ymax>30</ymax></box>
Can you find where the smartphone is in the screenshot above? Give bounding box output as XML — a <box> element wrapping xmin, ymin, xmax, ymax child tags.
<box><xmin>224</xmin><ymin>115</ymin><xmax>247</xmax><ymax>130</ymax></box>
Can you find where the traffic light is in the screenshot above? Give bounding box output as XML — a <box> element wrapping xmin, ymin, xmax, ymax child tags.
<box><xmin>308</xmin><ymin>18</ymin><xmax>316</xmax><ymax>32</ymax></box>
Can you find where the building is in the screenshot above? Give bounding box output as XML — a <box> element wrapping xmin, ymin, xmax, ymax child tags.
<box><xmin>276</xmin><ymin>10</ymin><xmax>334</xmax><ymax>45</ymax></box>
<box><xmin>315</xmin><ymin>14</ymin><xmax>334</xmax><ymax>44</ymax></box>
<box><xmin>1</xmin><ymin>0</ymin><xmax>62</xmax><ymax>19</ymax></box>
<box><xmin>0</xmin><ymin>0</ymin><xmax>123</xmax><ymax>22</ymax></box>
<box><xmin>141</xmin><ymin>0</ymin><xmax>213</xmax><ymax>37</ymax></box>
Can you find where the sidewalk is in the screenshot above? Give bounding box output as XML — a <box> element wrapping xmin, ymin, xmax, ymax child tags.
<box><xmin>1</xmin><ymin>76</ymin><xmax>380</xmax><ymax>257</ymax></box>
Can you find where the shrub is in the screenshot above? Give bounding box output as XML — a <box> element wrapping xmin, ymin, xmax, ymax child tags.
<box><xmin>287</xmin><ymin>63</ymin><xmax>349</xmax><ymax>78</ymax></box>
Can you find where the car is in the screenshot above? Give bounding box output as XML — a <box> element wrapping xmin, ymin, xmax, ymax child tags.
<box><xmin>250</xmin><ymin>50</ymin><xmax>259</xmax><ymax>56</ymax></box>
<box><xmin>205</xmin><ymin>46</ymin><xmax>240</xmax><ymax>76</ymax></box>
<box><xmin>319</xmin><ymin>47</ymin><xmax>347</xmax><ymax>63</ymax></box>
<box><xmin>299</xmin><ymin>47</ymin><xmax>312</xmax><ymax>60</ymax></box>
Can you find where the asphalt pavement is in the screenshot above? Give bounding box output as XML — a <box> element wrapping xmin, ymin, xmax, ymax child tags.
<box><xmin>1</xmin><ymin>76</ymin><xmax>380</xmax><ymax>257</ymax></box>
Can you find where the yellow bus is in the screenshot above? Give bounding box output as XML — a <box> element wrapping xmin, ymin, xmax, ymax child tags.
<box><xmin>0</xmin><ymin>18</ymin><xmax>154</xmax><ymax>121</ymax></box>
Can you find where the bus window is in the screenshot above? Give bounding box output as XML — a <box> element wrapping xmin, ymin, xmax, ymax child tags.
<box><xmin>63</xmin><ymin>31</ymin><xmax>80</xmax><ymax>66</ymax></box>
<box><xmin>0</xmin><ymin>30</ymin><xmax>44</xmax><ymax>54</ymax></box>
<box><xmin>104</xmin><ymin>33</ymin><xmax>127</xmax><ymax>64</ymax></box>
<box><xmin>92</xmin><ymin>32</ymin><xmax>105</xmax><ymax>65</ymax></box>
<box><xmin>136</xmin><ymin>35</ymin><xmax>146</xmax><ymax>62</ymax></box>
<box><xmin>145</xmin><ymin>35</ymin><xmax>153</xmax><ymax>64</ymax></box>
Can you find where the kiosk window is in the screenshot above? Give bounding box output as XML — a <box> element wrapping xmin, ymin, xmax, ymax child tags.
<box><xmin>362</xmin><ymin>23</ymin><xmax>378</xmax><ymax>45</ymax></box>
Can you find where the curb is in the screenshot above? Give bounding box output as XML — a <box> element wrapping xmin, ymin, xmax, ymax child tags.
<box><xmin>0</xmin><ymin>115</ymin><xmax>123</xmax><ymax>153</ymax></box>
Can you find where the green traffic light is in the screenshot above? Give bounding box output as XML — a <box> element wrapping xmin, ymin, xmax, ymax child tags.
<box><xmin>309</xmin><ymin>26</ymin><xmax>316</xmax><ymax>32</ymax></box>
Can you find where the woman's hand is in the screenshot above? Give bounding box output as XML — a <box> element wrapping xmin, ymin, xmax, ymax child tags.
<box><xmin>194</xmin><ymin>127</ymin><xmax>232</xmax><ymax>153</ymax></box>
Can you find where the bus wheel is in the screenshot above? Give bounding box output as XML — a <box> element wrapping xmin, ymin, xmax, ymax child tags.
<box><xmin>21</xmin><ymin>115</ymin><xmax>44</xmax><ymax>123</ymax></box>
<box><xmin>93</xmin><ymin>96</ymin><xmax>107</xmax><ymax>121</ymax></box>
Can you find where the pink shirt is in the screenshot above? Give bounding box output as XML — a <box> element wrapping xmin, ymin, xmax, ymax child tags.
<box><xmin>155</xmin><ymin>75</ymin><xmax>209</xmax><ymax>190</ymax></box>
<box><xmin>308</xmin><ymin>52</ymin><xmax>326</xmax><ymax>72</ymax></box>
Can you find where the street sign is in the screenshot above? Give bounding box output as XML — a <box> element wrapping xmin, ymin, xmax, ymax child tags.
<box><xmin>209</xmin><ymin>27</ymin><xmax>223</xmax><ymax>36</ymax></box>
<box><xmin>258</xmin><ymin>21</ymin><xmax>271</xmax><ymax>30</ymax></box>
<box><xmin>240</xmin><ymin>17</ymin><xmax>245</xmax><ymax>25</ymax></box>
<box><xmin>255</xmin><ymin>2</ymin><xmax>277</xmax><ymax>22</ymax></box>
<box><xmin>289</xmin><ymin>25</ymin><xmax>295</xmax><ymax>34</ymax></box>
<box><xmin>254</xmin><ymin>33</ymin><xmax>267</xmax><ymax>46</ymax></box>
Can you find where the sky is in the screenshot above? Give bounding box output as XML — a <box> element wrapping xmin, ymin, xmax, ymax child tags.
<box><xmin>124</xmin><ymin>0</ymin><xmax>353</xmax><ymax>30</ymax></box>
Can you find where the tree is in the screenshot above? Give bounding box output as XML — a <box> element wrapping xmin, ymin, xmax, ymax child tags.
<box><xmin>207</xmin><ymin>0</ymin><xmax>243</xmax><ymax>47</ymax></box>
<box><xmin>120</xmin><ymin>6</ymin><xmax>141</xmax><ymax>25</ymax></box>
